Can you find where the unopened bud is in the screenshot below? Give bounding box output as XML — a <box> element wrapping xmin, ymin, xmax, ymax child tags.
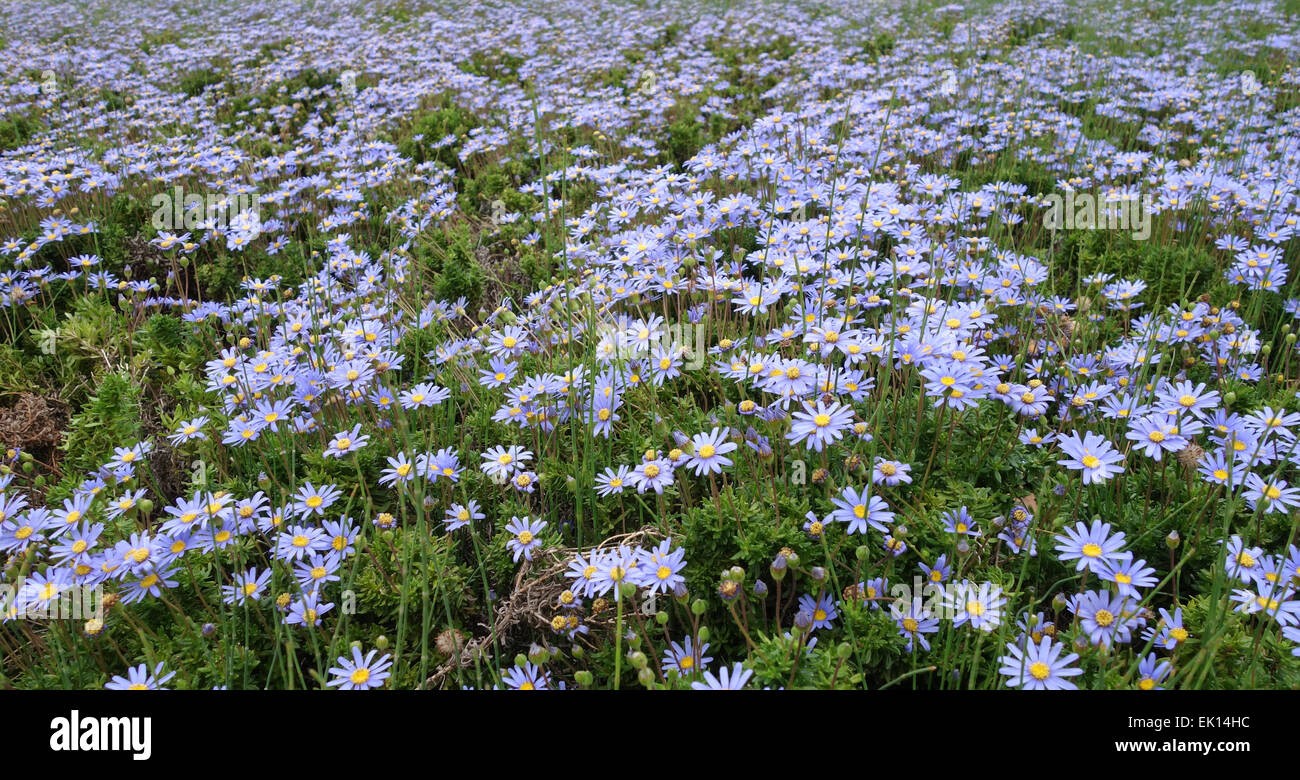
<box><xmin>770</xmin><ymin>554</ymin><xmax>788</xmax><ymax>580</ymax></box>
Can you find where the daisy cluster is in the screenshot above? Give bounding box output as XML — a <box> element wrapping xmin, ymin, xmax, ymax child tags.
<box><xmin>0</xmin><ymin>0</ymin><xmax>1298</xmax><ymax>689</ymax></box>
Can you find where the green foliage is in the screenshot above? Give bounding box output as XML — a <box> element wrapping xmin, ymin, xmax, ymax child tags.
<box><xmin>54</xmin><ymin>370</ymin><xmax>142</xmax><ymax>498</ymax></box>
<box><xmin>396</xmin><ymin>103</ymin><xmax>481</xmax><ymax>171</ymax></box>
<box><xmin>0</xmin><ymin>113</ymin><xmax>42</xmax><ymax>151</ymax></box>
<box><xmin>415</xmin><ymin>224</ymin><xmax>485</xmax><ymax>309</ymax></box>
<box><xmin>178</xmin><ymin>67</ymin><xmax>224</xmax><ymax>97</ymax></box>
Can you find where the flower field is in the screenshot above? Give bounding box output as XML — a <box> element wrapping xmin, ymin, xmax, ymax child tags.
<box><xmin>2</xmin><ymin>0</ymin><xmax>1299</xmax><ymax>691</ymax></box>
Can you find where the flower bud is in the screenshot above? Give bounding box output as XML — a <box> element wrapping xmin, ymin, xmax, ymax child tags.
<box><xmin>691</xmin><ymin>598</ymin><xmax>708</xmax><ymax>616</ymax></box>
<box><xmin>574</xmin><ymin>670</ymin><xmax>594</xmax><ymax>687</ymax></box>
<box><xmin>753</xmin><ymin>580</ymin><xmax>769</xmax><ymax>597</ymax></box>
<box><xmin>628</xmin><ymin>651</ymin><xmax>648</xmax><ymax>670</ymax></box>
<box><xmin>836</xmin><ymin>642</ymin><xmax>852</xmax><ymax>660</ymax></box>
<box><xmin>770</xmin><ymin>554</ymin><xmax>788</xmax><ymax>581</ymax></box>
<box><xmin>514</xmin><ymin>653</ymin><xmax>528</xmax><ymax>669</ymax></box>
<box><xmin>375</xmin><ymin>634</ymin><xmax>389</xmax><ymax>651</ymax></box>
<box><xmin>794</xmin><ymin>610</ymin><xmax>813</xmax><ymax>630</ymax></box>
<box><xmin>810</xmin><ymin>566</ymin><xmax>827</xmax><ymax>582</ymax></box>
<box><xmin>655</xmin><ymin>610</ymin><xmax>670</xmax><ymax>625</ymax></box>
<box><xmin>1166</xmin><ymin>530</ymin><xmax>1180</xmax><ymax>550</ymax></box>
<box><xmin>698</xmin><ymin>626</ymin><xmax>710</xmax><ymax>642</ymax></box>
<box><xmin>638</xmin><ymin>667</ymin><xmax>656</xmax><ymax>688</ymax></box>
<box><xmin>855</xmin><ymin>545</ymin><xmax>870</xmax><ymax>561</ymax></box>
